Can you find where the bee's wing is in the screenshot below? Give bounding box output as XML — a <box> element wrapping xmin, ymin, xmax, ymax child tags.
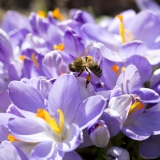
<box><xmin>79</xmin><ymin>42</ymin><xmax>94</xmax><ymax>57</ymax></box>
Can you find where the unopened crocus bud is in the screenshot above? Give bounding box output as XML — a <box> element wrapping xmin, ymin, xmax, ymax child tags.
<box><xmin>106</xmin><ymin>146</ymin><xmax>130</xmax><ymax>160</ymax></box>
<box><xmin>88</xmin><ymin>120</ymin><xmax>110</xmax><ymax>148</ymax></box>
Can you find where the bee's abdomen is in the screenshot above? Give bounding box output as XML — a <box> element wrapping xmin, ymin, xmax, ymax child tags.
<box><xmin>89</xmin><ymin>64</ymin><xmax>102</xmax><ymax>77</ymax></box>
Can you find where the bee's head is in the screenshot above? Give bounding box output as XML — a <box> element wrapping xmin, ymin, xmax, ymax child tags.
<box><xmin>68</xmin><ymin>63</ymin><xmax>76</xmax><ymax>72</ymax></box>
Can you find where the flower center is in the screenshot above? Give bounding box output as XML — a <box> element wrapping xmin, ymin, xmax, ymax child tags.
<box><xmin>54</xmin><ymin>43</ymin><xmax>65</xmax><ymax>51</ymax></box>
<box><xmin>129</xmin><ymin>97</ymin><xmax>144</xmax><ymax>114</ymax></box>
<box><xmin>110</xmin><ymin>65</ymin><xmax>125</xmax><ymax>76</ymax></box>
<box><xmin>52</xmin><ymin>8</ymin><xmax>64</xmax><ymax>21</ymax></box>
<box><xmin>36</xmin><ymin>109</ymin><xmax>65</xmax><ymax>134</ymax></box>
<box><xmin>8</xmin><ymin>134</ymin><xmax>18</xmax><ymax>142</ymax></box>
<box><xmin>116</xmin><ymin>15</ymin><xmax>133</xmax><ymax>43</ymax></box>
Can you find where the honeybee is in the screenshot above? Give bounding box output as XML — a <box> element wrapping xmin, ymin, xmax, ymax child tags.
<box><xmin>68</xmin><ymin>56</ymin><xmax>102</xmax><ymax>88</ymax></box>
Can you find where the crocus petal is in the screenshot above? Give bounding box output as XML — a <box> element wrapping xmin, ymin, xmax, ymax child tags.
<box><xmin>43</xmin><ymin>51</ymin><xmax>69</xmax><ymax>78</ymax></box>
<box><xmin>90</xmin><ymin>122</ymin><xmax>110</xmax><ymax>148</ymax></box>
<box><xmin>102</xmin><ymin>95</ymin><xmax>132</xmax><ymax>137</ymax></box>
<box><xmin>125</xmin><ymin>55</ymin><xmax>152</xmax><ymax>83</ymax></box>
<box><xmin>0</xmin><ymin>90</ymin><xmax>11</xmax><ymax>112</ymax></box>
<box><xmin>102</xmin><ymin>58</ymin><xmax>123</xmax><ymax>89</ymax></box>
<box><xmin>63</xmin><ymin>28</ymin><xmax>85</xmax><ymax>58</ymax></box>
<box><xmin>63</xmin><ymin>151</ymin><xmax>82</xmax><ymax>160</ymax></box>
<box><xmin>57</xmin><ymin>124</ymin><xmax>83</xmax><ymax>152</ymax></box>
<box><xmin>128</xmin><ymin>10</ymin><xmax>160</xmax><ymax>48</ymax></box>
<box><xmin>1</xmin><ymin>10</ymin><xmax>31</xmax><ymax>33</ymax></box>
<box><xmin>139</xmin><ymin>136</ymin><xmax>160</xmax><ymax>159</ymax></box>
<box><xmin>0</xmin><ymin>141</ymin><xmax>27</xmax><ymax>160</ymax></box>
<box><xmin>9</xmin><ymin>81</ymin><xmax>46</xmax><ymax>112</ymax></box>
<box><xmin>30</xmin><ymin>141</ymin><xmax>64</xmax><ymax>160</ymax></box>
<box><xmin>122</xmin><ymin>125</ymin><xmax>150</xmax><ymax>140</ymax></box>
<box><xmin>137</xmin><ymin>112</ymin><xmax>160</xmax><ymax>135</ymax></box>
<box><xmin>150</xmin><ymin>68</ymin><xmax>160</xmax><ymax>88</ymax></box>
<box><xmin>48</xmin><ymin>74</ymin><xmax>80</xmax><ymax>124</ymax></box>
<box><xmin>135</xmin><ymin>88</ymin><xmax>160</xmax><ymax>103</ymax></box>
<box><xmin>8</xmin><ymin>118</ymin><xmax>54</xmax><ymax>143</ymax></box>
<box><xmin>135</xmin><ymin>0</ymin><xmax>160</xmax><ymax>14</ymax></box>
<box><xmin>108</xmin><ymin>95</ymin><xmax>132</xmax><ymax>123</ymax></box>
<box><xmin>70</xmin><ymin>9</ymin><xmax>95</xmax><ymax>24</ymax></box>
<box><xmin>73</xmin><ymin>95</ymin><xmax>106</xmax><ymax>130</ymax></box>
<box><xmin>119</xmin><ymin>40</ymin><xmax>148</xmax><ymax>60</ymax></box>
<box><xmin>0</xmin><ymin>29</ymin><xmax>13</xmax><ymax>64</ymax></box>
<box><xmin>0</xmin><ymin>113</ymin><xmax>17</xmax><ymax>141</ymax></box>
<box><xmin>102</xmin><ymin>109</ymin><xmax>121</xmax><ymax>137</ymax></box>
<box><xmin>116</xmin><ymin>64</ymin><xmax>141</xmax><ymax>94</ymax></box>
<box><xmin>81</xmin><ymin>23</ymin><xmax>120</xmax><ymax>50</ymax></box>
<box><xmin>27</xmin><ymin>78</ymin><xmax>52</xmax><ymax>99</ymax></box>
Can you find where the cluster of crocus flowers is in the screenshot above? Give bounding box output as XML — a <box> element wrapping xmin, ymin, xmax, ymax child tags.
<box><xmin>0</xmin><ymin>2</ymin><xmax>160</xmax><ymax>159</ymax></box>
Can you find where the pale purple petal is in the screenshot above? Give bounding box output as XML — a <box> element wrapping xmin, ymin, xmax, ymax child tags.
<box><xmin>73</xmin><ymin>95</ymin><xmax>106</xmax><ymax>130</ymax></box>
<box><xmin>30</xmin><ymin>141</ymin><xmax>64</xmax><ymax>160</ymax></box>
<box><xmin>43</xmin><ymin>51</ymin><xmax>69</xmax><ymax>78</ymax></box>
<box><xmin>125</xmin><ymin>55</ymin><xmax>152</xmax><ymax>83</ymax></box>
<box><xmin>122</xmin><ymin>125</ymin><xmax>150</xmax><ymax>140</ymax></box>
<box><xmin>135</xmin><ymin>88</ymin><xmax>160</xmax><ymax>103</ymax></box>
<box><xmin>108</xmin><ymin>95</ymin><xmax>132</xmax><ymax>123</ymax></box>
<box><xmin>116</xmin><ymin>65</ymin><xmax>141</xmax><ymax>94</ymax></box>
<box><xmin>0</xmin><ymin>113</ymin><xmax>17</xmax><ymax>141</ymax></box>
<box><xmin>139</xmin><ymin>136</ymin><xmax>160</xmax><ymax>159</ymax></box>
<box><xmin>119</xmin><ymin>40</ymin><xmax>148</xmax><ymax>60</ymax></box>
<box><xmin>0</xmin><ymin>90</ymin><xmax>11</xmax><ymax>112</ymax></box>
<box><xmin>135</xmin><ymin>0</ymin><xmax>160</xmax><ymax>14</ymax></box>
<box><xmin>128</xmin><ymin>10</ymin><xmax>160</xmax><ymax>48</ymax></box>
<box><xmin>102</xmin><ymin>109</ymin><xmax>121</xmax><ymax>137</ymax></box>
<box><xmin>9</xmin><ymin>81</ymin><xmax>46</xmax><ymax>112</ymax></box>
<box><xmin>0</xmin><ymin>141</ymin><xmax>27</xmax><ymax>160</ymax></box>
<box><xmin>63</xmin><ymin>28</ymin><xmax>85</xmax><ymax>58</ymax></box>
<box><xmin>81</xmin><ymin>24</ymin><xmax>120</xmax><ymax>50</ymax></box>
<box><xmin>57</xmin><ymin>124</ymin><xmax>83</xmax><ymax>152</ymax></box>
<box><xmin>48</xmin><ymin>74</ymin><xmax>80</xmax><ymax>124</ymax></box>
<box><xmin>8</xmin><ymin>118</ymin><xmax>54</xmax><ymax>142</ymax></box>
<box><xmin>0</xmin><ymin>29</ymin><xmax>13</xmax><ymax>63</ymax></box>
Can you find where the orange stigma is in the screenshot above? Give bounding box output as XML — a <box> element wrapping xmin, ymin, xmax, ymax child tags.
<box><xmin>52</xmin><ymin>8</ymin><xmax>64</xmax><ymax>21</ymax></box>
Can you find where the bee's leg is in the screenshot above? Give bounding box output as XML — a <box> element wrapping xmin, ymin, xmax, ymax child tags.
<box><xmin>85</xmin><ymin>67</ymin><xmax>91</xmax><ymax>88</ymax></box>
<box><xmin>86</xmin><ymin>72</ymin><xmax>91</xmax><ymax>88</ymax></box>
<box><xmin>75</xmin><ymin>70</ymin><xmax>83</xmax><ymax>77</ymax></box>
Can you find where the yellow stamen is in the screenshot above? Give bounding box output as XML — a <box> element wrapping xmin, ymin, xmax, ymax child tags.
<box><xmin>116</xmin><ymin>14</ymin><xmax>133</xmax><ymax>43</ymax></box>
<box><xmin>54</xmin><ymin>43</ymin><xmax>64</xmax><ymax>51</ymax></box>
<box><xmin>129</xmin><ymin>99</ymin><xmax>144</xmax><ymax>114</ymax></box>
<box><xmin>31</xmin><ymin>53</ymin><xmax>39</xmax><ymax>69</ymax></box>
<box><xmin>111</xmin><ymin>65</ymin><xmax>120</xmax><ymax>76</ymax></box>
<box><xmin>52</xmin><ymin>8</ymin><xmax>64</xmax><ymax>21</ymax></box>
<box><xmin>8</xmin><ymin>134</ymin><xmax>18</xmax><ymax>142</ymax></box>
<box><xmin>19</xmin><ymin>55</ymin><xmax>26</xmax><ymax>61</ymax></box>
<box><xmin>121</xmin><ymin>67</ymin><xmax>126</xmax><ymax>73</ymax></box>
<box><xmin>37</xmin><ymin>10</ymin><xmax>46</xmax><ymax>18</ymax></box>
<box><xmin>36</xmin><ymin>109</ymin><xmax>65</xmax><ymax>134</ymax></box>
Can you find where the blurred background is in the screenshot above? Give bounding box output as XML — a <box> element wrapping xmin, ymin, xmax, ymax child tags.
<box><xmin>1</xmin><ymin>0</ymin><xmax>159</xmax><ymax>19</ymax></box>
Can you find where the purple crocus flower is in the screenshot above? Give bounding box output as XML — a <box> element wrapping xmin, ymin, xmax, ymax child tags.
<box><xmin>8</xmin><ymin>74</ymin><xmax>106</xmax><ymax>159</ymax></box>
<box><xmin>105</xmin><ymin>65</ymin><xmax>160</xmax><ymax>140</ymax></box>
